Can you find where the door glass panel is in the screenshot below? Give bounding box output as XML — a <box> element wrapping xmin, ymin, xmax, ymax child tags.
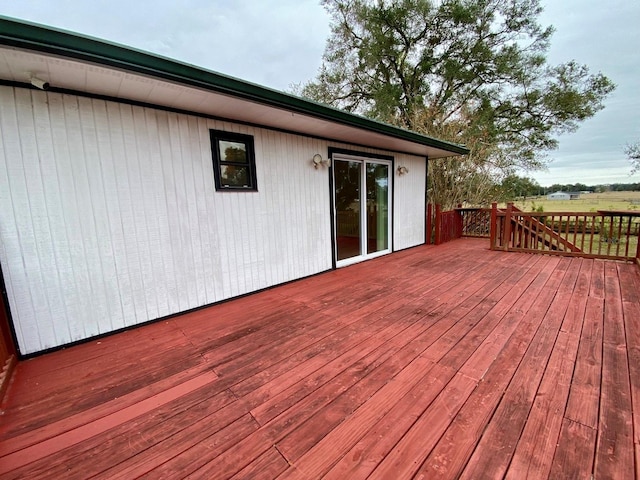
<box><xmin>335</xmin><ymin>160</ymin><xmax>362</xmax><ymax>261</ymax></box>
<box><xmin>366</xmin><ymin>163</ymin><xmax>389</xmax><ymax>254</ymax></box>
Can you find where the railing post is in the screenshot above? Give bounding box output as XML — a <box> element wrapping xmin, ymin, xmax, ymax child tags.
<box><xmin>503</xmin><ymin>202</ymin><xmax>513</xmax><ymax>251</ymax></box>
<box><xmin>636</xmin><ymin>230</ymin><xmax>640</xmax><ymax>267</ymax></box>
<box><xmin>435</xmin><ymin>204</ymin><xmax>442</xmax><ymax>245</ymax></box>
<box><xmin>426</xmin><ymin>203</ymin><xmax>433</xmax><ymax>245</ymax></box>
<box><xmin>490</xmin><ymin>202</ymin><xmax>498</xmax><ymax>250</ymax></box>
<box><xmin>456</xmin><ymin>204</ymin><xmax>463</xmax><ymax>238</ymax></box>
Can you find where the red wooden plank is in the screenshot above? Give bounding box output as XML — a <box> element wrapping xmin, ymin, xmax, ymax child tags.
<box><xmin>1</xmin><ymin>349</ymin><xmax>207</xmax><ymax>439</ymax></box>
<box><xmin>93</xmin><ymin>397</ymin><xmax>250</xmax><ymax>479</ymax></box>
<box><xmin>438</xmin><ymin>254</ymin><xmax>548</xmax><ymax>371</ymax></box>
<box><xmin>563</xmin><ymin>296</ymin><xmax>604</xmax><ymax>429</ymax></box>
<box><xmin>560</xmin><ymin>258</ymin><xmax>591</xmax><ymax>335</ymax></box>
<box><xmin>504</xmin><ymin>331</ymin><xmax>580</xmax><ymax>479</ymax></box>
<box><xmin>594</xmin><ymin>342</ymin><xmax>635</xmax><ymax>478</ymax></box>
<box><xmin>317</xmin><ymin>364</ymin><xmax>456</xmax><ymax>480</ymax></box>
<box><xmin>460</xmin><ymin>255</ymin><xmax>561</xmax><ymax>381</ymax></box>
<box><xmin>616</xmin><ymin>262</ymin><xmax>640</xmax><ymax>304</ymax></box>
<box><xmin>603</xmin><ymin>261</ymin><xmax>625</xmax><ymax>346</ymax></box>
<box><xmin>549</xmin><ymin>415</ymin><xmax>597</xmax><ymax>478</ymax></box>
<box><xmin>142</xmin><ymin>414</ymin><xmax>263</xmax><ymax>479</ymax></box>
<box><xmin>275</xmin><ymin>356</ymin><xmax>441</xmax><ymax>467</ymax></box>
<box><xmin>417</xmin><ymin>265</ymin><xmax>572</xmax><ymax>480</ymax></box>
<box><xmin>249</xmin><ymin>259</ymin><xmax>509</xmax><ymax>428</ymax></box>
<box><xmin>3</xmin><ymin>383</ymin><xmax>237</xmax><ymax>478</ymax></box>
<box><xmin>228</xmin><ymin>447</ymin><xmax>289</xmax><ymax>480</ymax></box>
<box><xmin>623</xmin><ymin>299</ymin><xmax>640</xmax><ymax>446</ymax></box>
<box><xmin>367</xmin><ymin>373</ymin><xmax>477</xmax><ymax>479</ymax></box>
<box><xmin>589</xmin><ymin>259</ymin><xmax>606</xmax><ymax>298</ymax></box>
<box><xmin>0</xmin><ymin>362</ymin><xmax>214</xmax><ymax>457</ymax></box>
<box><xmin>456</xmin><ymin>269</ymin><xmax>572</xmax><ymax>479</ymax></box>
<box><xmin>0</xmin><ymin>239</ymin><xmax>637</xmax><ymax>480</ymax></box>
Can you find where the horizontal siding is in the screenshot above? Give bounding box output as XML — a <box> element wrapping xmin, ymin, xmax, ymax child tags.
<box><xmin>0</xmin><ymin>86</ymin><xmax>336</xmax><ymax>355</ymax></box>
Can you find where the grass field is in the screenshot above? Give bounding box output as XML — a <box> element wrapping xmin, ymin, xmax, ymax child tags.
<box><xmin>508</xmin><ymin>190</ymin><xmax>640</xmax><ymax>212</ymax></box>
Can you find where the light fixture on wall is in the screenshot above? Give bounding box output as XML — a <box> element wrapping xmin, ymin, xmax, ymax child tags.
<box><xmin>312</xmin><ymin>153</ymin><xmax>330</xmax><ymax>169</ymax></box>
<box><xmin>397</xmin><ymin>166</ymin><xmax>409</xmax><ymax>176</ymax></box>
<box><xmin>27</xmin><ymin>73</ymin><xmax>50</xmax><ymax>91</ymax></box>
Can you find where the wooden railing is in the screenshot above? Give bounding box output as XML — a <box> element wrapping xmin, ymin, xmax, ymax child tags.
<box><xmin>490</xmin><ymin>202</ymin><xmax>640</xmax><ymax>262</ymax></box>
<box><xmin>427</xmin><ymin>204</ymin><xmax>491</xmax><ymax>245</ymax></box>
<box><xmin>458</xmin><ymin>207</ymin><xmax>492</xmax><ymax>238</ymax></box>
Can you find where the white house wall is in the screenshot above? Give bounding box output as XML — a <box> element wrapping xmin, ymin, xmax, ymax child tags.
<box><xmin>0</xmin><ymin>86</ymin><xmax>429</xmax><ymax>355</ymax></box>
<box><xmin>393</xmin><ymin>155</ymin><xmax>426</xmax><ymax>250</ymax></box>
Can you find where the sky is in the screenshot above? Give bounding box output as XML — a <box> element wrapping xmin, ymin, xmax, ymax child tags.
<box><xmin>0</xmin><ymin>0</ymin><xmax>638</xmax><ymax>187</ymax></box>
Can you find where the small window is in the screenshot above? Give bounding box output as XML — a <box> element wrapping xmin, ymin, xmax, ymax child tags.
<box><xmin>210</xmin><ymin>130</ymin><xmax>257</xmax><ymax>191</ymax></box>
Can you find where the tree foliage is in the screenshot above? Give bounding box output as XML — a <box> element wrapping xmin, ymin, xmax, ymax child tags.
<box><xmin>300</xmin><ymin>0</ymin><xmax>615</xmax><ymax>208</ymax></box>
<box><xmin>625</xmin><ymin>141</ymin><xmax>640</xmax><ymax>174</ymax></box>
<box><xmin>499</xmin><ymin>174</ymin><xmax>541</xmax><ymax>201</ymax></box>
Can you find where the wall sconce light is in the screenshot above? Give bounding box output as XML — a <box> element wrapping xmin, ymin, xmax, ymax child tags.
<box><xmin>28</xmin><ymin>73</ymin><xmax>50</xmax><ymax>91</ymax></box>
<box><xmin>397</xmin><ymin>166</ymin><xmax>409</xmax><ymax>175</ymax></box>
<box><xmin>312</xmin><ymin>154</ymin><xmax>330</xmax><ymax>169</ymax></box>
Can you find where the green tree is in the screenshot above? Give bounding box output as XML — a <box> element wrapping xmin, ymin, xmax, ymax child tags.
<box><xmin>499</xmin><ymin>174</ymin><xmax>541</xmax><ymax>201</ymax></box>
<box><xmin>300</xmin><ymin>0</ymin><xmax>615</xmax><ymax>208</ymax></box>
<box><xmin>625</xmin><ymin>141</ymin><xmax>640</xmax><ymax>174</ymax></box>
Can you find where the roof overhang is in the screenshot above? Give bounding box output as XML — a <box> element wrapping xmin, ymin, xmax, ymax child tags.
<box><xmin>0</xmin><ymin>16</ymin><xmax>469</xmax><ymax>159</ymax></box>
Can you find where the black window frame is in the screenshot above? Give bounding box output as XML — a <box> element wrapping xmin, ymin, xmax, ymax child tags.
<box><xmin>210</xmin><ymin>129</ymin><xmax>258</xmax><ymax>191</ymax></box>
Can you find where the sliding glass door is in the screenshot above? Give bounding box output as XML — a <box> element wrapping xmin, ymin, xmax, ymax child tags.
<box><xmin>333</xmin><ymin>155</ymin><xmax>391</xmax><ymax>266</ymax></box>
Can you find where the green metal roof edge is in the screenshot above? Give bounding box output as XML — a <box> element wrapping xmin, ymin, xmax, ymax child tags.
<box><xmin>0</xmin><ymin>15</ymin><xmax>469</xmax><ymax>156</ymax></box>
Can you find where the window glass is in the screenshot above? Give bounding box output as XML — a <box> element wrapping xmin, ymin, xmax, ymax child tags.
<box><xmin>210</xmin><ymin>130</ymin><xmax>257</xmax><ymax>191</ymax></box>
<box><xmin>219</xmin><ymin>141</ymin><xmax>247</xmax><ymax>163</ymax></box>
<box><xmin>220</xmin><ymin>165</ymin><xmax>249</xmax><ymax>187</ymax></box>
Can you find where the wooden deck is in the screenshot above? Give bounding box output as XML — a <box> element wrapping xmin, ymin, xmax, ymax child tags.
<box><xmin>1</xmin><ymin>238</ymin><xmax>639</xmax><ymax>479</ymax></box>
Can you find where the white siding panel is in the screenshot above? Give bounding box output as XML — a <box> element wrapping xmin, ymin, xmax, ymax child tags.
<box><xmin>0</xmin><ymin>87</ymin><xmax>40</xmax><ymax>350</ymax></box>
<box><xmin>0</xmin><ymin>85</ymin><xmax>429</xmax><ymax>355</ymax></box>
<box><xmin>393</xmin><ymin>154</ymin><xmax>427</xmax><ymax>251</ymax></box>
<box><xmin>0</xmin><ymin>86</ymin><xmax>337</xmax><ymax>354</ymax></box>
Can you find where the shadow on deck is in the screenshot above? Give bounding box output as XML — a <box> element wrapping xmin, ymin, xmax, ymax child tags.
<box><xmin>1</xmin><ymin>238</ymin><xmax>639</xmax><ymax>479</ymax></box>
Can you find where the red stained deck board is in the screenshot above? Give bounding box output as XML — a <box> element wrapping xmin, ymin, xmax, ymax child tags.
<box><xmin>455</xmin><ymin>279</ymin><xmax>571</xmax><ymax>478</ymax></box>
<box><xmin>230</xmin><ymin>306</ymin><xmax>404</xmax><ymax>402</ymax></box>
<box><xmin>589</xmin><ymin>259</ymin><xmax>606</xmax><ymax>297</ymax></box>
<box><xmin>0</xmin><ymin>239</ymin><xmax>637</xmax><ymax>479</ymax></box>
<box><xmin>416</xmin><ymin>285</ymin><xmax>571</xmax><ymax>479</ymax></box>
<box><xmin>0</xmin><ymin>348</ymin><xmax>207</xmax><ymax>440</ymax></box>
<box><xmin>4</xmin><ymin>323</ymin><xmax>193</xmax><ymax>406</ymax></box>
<box><xmin>300</xmin><ymin>363</ymin><xmax>456</xmax><ymax>480</ymax></box>
<box><xmin>248</xmin><ymin>315</ymin><xmax>418</xmax><ymax>426</ymax></box>
<box><xmin>616</xmin><ymin>261</ymin><xmax>640</xmax><ymax>303</ymax></box>
<box><xmin>4</xmin><ymin>380</ymin><xmax>237</xmax><ymax>479</ymax></box>
<box><xmin>459</xmin><ymin>255</ymin><xmax>562</xmax><ymax>382</ymax></box>
<box><xmin>564</xmin><ymin>296</ymin><xmax>604</xmax><ymax>429</ymax></box>
<box><xmin>603</xmin><ymin>261</ymin><xmax>626</xmax><ymax>347</ymax></box>
<box><xmin>418</xmin><ymin>254</ymin><xmax>538</xmax><ymax>363</ymax></box>
<box><xmin>12</xmin><ymin>319</ymin><xmax>188</xmax><ymax>378</ymax></box>
<box><xmin>594</xmin><ymin>342</ymin><xmax>635</xmax><ymax>479</ymax></box>
<box><xmin>90</xmin><ymin>396</ymin><xmax>252</xmax><ymax>479</ymax></box>
<box><xmin>0</xmin><ymin>362</ymin><xmax>213</xmax><ymax>456</ymax></box>
<box><xmin>435</xmin><ymin>254</ymin><xmax>546</xmax><ymax>371</ymax></box>
<box><xmin>274</xmin><ymin>353</ymin><xmax>439</xmax><ymax>466</ymax></box>
<box><xmin>228</xmin><ymin>447</ymin><xmax>289</xmax><ymax>480</ymax></box>
<box><xmin>367</xmin><ymin>372</ymin><xmax>478</xmax><ymax>480</ymax></box>
<box><xmin>504</xmin><ymin>331</ymin><xmax>581</xmax><ymax>479</ymax></box>
<box><xmin>0</xmin><ymin>369</ymin><xmax>219</xmax><ymax>472</ymax></box>
<box><xmin>624</xmin><ymin>299</ymin><xmax>640</xmax><ymax>445</ymax></box>
<box><xmin>560</xmin><ymin>258</ymin><xmax>591</xmax><ymax>335</ymax></box>
<box><xmin>549</xmin><ymin>418</ymin><xmax>597</xmax><ymax>479</ymax></box>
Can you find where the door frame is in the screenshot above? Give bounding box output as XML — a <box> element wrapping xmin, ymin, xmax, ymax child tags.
<box><xmin>329</xmin><ymin>149</ymin><xmax>394</xmax><ymax>268</ymax></box>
